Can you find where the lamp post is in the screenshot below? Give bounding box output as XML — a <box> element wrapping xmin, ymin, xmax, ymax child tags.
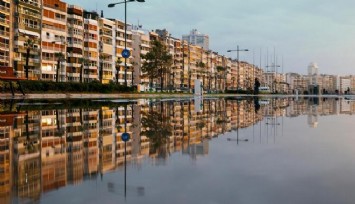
<box><xmin>227</xmin><ymin>45</ymin><xmax>248</xmax><ymax>90</ymax></box>
<box><xmin>108</xmin><ymin>0</ymin><xmax>145</xmax><ymax>87</ymax></box>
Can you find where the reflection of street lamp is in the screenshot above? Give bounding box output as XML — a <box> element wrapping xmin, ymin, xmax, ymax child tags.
<box><xmin>227</xmin><ymin>46</ymin><xmax>249</xmax><ymax>90</ymax></box>
<box><xmin>227</xmin><ymin>133</ymin><xmax>248</xmax><ymax>145</ymax></box>
<box><xmin>108</xmin><ymin>0</ymin><xmax>145</xmax><ymax>86</ymax></box>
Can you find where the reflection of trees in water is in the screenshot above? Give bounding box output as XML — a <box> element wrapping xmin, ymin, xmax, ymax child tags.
<box><xmin>141</xmin><ymin>110</ymin><xmax>172</xmax><ymax>156</ymax></box>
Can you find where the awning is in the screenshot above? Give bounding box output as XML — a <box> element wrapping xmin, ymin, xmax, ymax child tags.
<box><xmin>18</xmin><ymin>29</ymin><xmax>40</xmax><ymax>38</ymax></box>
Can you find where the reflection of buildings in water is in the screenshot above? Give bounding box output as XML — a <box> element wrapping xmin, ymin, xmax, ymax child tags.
<box><xmin>41</xmin><ymin>109</ymin><xmax>67</xmax><ymax>192</ymax></box>
<box><xmin>2</xmin><ymin>98</ymin><xmax>355</xmax><ymax>202</ymax></box>
<box><xmin>340</xmin><ymin>99</ymin><xmax>355</xmax><ymax>115</ymax></box>
<box><xmin>182</xmin><ymin>140</ymin><xmax>209</xmax><ymax>160</ymax></box>
<box><xmin>0</xmin><ymin>113</ymin><xmax>15</xmax><ymax>204</ymax></box>
<box><xmin>287</xmin><ymin>98</ymin><xmax>341</xmax><ymax>118</ymax></box>
<box><xmin>308</xmin><ymin>104</ymin><xmax>318</xmax><ymax>128</ymax></box>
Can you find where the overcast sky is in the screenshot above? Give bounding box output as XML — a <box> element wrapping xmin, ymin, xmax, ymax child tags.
<box><xmin>66</xmin><ymin>0</ymin><xmax>355</xmax><ymax>75</ymax></box>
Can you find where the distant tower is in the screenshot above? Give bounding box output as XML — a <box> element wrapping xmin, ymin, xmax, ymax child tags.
<box><xmin>308</xmin><ymin>62</ymin><xmax>319</xmax><ymax>85</ymax></box>
<box><xmin>182</xmin><ymin>29</ymin><xmax>209</xmax><ymax>50</ymax></box>
<box><xmin>308</xmin><ymin>62</ymin><xmax>319</xmax><ymax>94</ymax></box>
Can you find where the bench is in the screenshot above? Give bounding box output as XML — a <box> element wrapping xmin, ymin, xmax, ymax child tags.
<box><xmin>0</xmin><ymin>66</ymin><xmax>26</xmax><ymax>96</ymax></box>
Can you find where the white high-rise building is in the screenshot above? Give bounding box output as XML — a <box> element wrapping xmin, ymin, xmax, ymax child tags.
<box><xmin>308</xmin><ymin>62</ymin><xmax>319</xmax><ymax>85</ymax></box>
<box><xmin>182</xmin><ymin>29</ymin><xmax>209</xmax><ymax>50</ymax></box>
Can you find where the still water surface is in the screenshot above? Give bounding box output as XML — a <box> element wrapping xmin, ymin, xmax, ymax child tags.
<box><xmin>1</xmin><ymin>97</ymin><xmax>355</xmax><ymax>204</ymax></box>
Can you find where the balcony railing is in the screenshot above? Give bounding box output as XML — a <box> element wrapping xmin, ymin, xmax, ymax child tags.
<box><xmin>0</xmin><ymin>5</ymin><xmax>10</xmax><ymax>13</ymax></box>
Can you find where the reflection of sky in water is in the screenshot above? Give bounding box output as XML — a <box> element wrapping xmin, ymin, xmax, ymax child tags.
<box><xmin>43</xmin><ymin>118</ymin><xmax>355</xmax><ymax>202</ymax></box>
<box><xmin>2</xmin><ymin>98</ymin><xmax>355</xmax><ymax>204</ymax></box>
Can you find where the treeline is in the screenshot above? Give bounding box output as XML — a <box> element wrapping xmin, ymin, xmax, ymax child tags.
<box><xmin>0</xmin><ymin>80</ymin><xmax>136</xmax><ymax>93</ymax></box>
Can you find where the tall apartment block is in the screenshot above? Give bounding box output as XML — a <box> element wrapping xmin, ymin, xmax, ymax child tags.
<box><xmin>41</xmin><ymin>0</ymin><xmax>67</xmax><ymax>81</ymax></box>
<box><xmin>132</xmin><ymin>28</ymin><xmax>151</xmax><ymax>91</ymax></box>
<box><xmin>0</xmin><ymin>0</ymin><xmax>11</xmax><ymax>67</ymax></box>
<box><xmin>83</xmin><ymin>11</ymin><xmax>99</xmax><ymax>82</ymax></box>
<box><xmin>113</xmin><ymin>19</ymin><xmax>134</xmax><ymax>85</ymax></box>
<box><xmin>13</xmin><ymin>0</ymin><xmax>42</xmax><ymax>80</ymax></box>
<box><xmin>182</xmin><ymin>29</ymin><xmax>209</xmax><ymax>50</ymax></box>
<box><xmin>98</xmin><ymin>18</ymin><xmax>114</xmax><ymax>84</ymax></box>
<box><xmin>66</xmin><ymin>5</ymin><xmax>84</xmax><ymax>82</ymax></box>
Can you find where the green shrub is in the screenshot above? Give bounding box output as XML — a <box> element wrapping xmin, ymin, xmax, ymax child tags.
<box><xmin>17</xmin><ymin>80</ymin><xmax>134</xmax><ymax>94</ymax></box>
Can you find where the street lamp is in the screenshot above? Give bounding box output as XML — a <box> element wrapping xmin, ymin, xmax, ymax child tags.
<box><xmin>227</xmin><ymin>45</ymin><xmax>248</xmax><ymax>90</ymax></box>
<box><xmin>108</xmin><ymin>0</ymin><xmax>145</xmax><ymax>87</ymax></box>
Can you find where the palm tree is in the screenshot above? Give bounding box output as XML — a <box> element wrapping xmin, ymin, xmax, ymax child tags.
<box><xmin>142</xmin><ymin>40</ymin><xmax>172</xmax><ymax>92</ymax></box>
<box><xmin>79</xmin><ymin>58</ymin><xmax>89</xmax><ymax>83</ymax></box>
<box><xmin>55</xmin><ymin>52</ymin><xmax>65</xmax><ymax>82</ymax></box>
<box><xmin>231</xmin><ymin>76</ymin><xmax>236</xmax><ymax>90</ymax></box>
<box><xmin>99</xmin><ymin>53</ymin><xmax>105</xmax><ymax>83</ymax></box>
<box><xmin>24</xmin><ymin>36</ymin><xmax>35</xmax><ymax>80</ymax></box>
<box><xmin>115</xmin><ymin>58</ymin><xmax>122</xmax><ymax>84</ymax></box>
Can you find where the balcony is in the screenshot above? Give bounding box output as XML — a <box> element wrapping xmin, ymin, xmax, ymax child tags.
<box><xmin>0</xmin><ymin>42</ymin><xmax>9</xmax><ymax>51</ymax></box>
<box><xmin>42</xmin><ymin>45</ymin><xmax>62</xmax><ymax>52</ymax></box>
<box><xmin>0</xmin><ymin>30</ymin><xmax>9</xmax><ymax>38</ymax></box>
<box><xmin>20</xmin><ymin>8</ymin><xmax>41</xmax><ymax>18</ymax></box>
<box><xmin>87</xmin><ymin>65</ymin><xmax>98</xmax><ymax>70</ymax></box>
<box><xmin>84</xmin><ymin>74</ymin><xmax>98</xmax><ymax>79</ymax></box>
<box><xmin>67</xmin><ymin>42</ymin><xmax>83</xmax><ymax>49</ymax></box>
<box><xmin>67</xmin><ymin>73</ymin><xmax>80</xmax><ymax>77</ymax></box>
<box><xmin>67</xmin><ymin>52</ymin><xmax>82</xmax><ymax>58</ymax></box>
<box><xmin>67</xmin><ymin>24</ymin><xmax>83</xmax><ymax>31</ymax></box>
<box><xmin>0</xmin><ymin>5</ymin><xmax>10</xmax><ymax>13</ymax></box>
<box><xmin>19</xmin><ymin>0</ymin><xmax>40</xmax><ymax>8</ymax></box>
<box><xmin>66</xmin><ymin>62</ymin><xmax>80</xmax><ymax>67</ymax></box>
<box><xmin>0</xmin><ymin>55</ymin><xmax>9</xmax><ymax>63</ymax></box>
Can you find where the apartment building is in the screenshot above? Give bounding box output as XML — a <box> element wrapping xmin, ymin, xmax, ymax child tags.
<box><xmin>98</xmin><ymin>18</ymin><xmax>114</xmax><ymax>84</ymax></box>
<box><xmin>41</xmin><ymin>0</ymin><xmax>67</xmax><ymax>81</ymax></box>
<box><xmin>0</xmin><ymin>0</ymin><xmax>11</xmax><ymax>67</ymax></box>
<box><xmin>66</xmin><ymin>5</ymin><xmax>84</xmax><ymax>82</ymax></box>
<box><xmin>83</xmin><ymin>11</ymin><xmax>99</xmax><ymax>82</ymax></box>
<box><xmin>286</xmin><ymin>73</ymin><xmax>308</xmax><ymax>94</ymax></box>
<box><xmin>339</xmin><ymin>75</ymin><xmax>355</xmax><ymax>94</ymax></box>
<box><xmin>318</xmin><ymin>74</ymin><xmax>337</xmax><ymax>94</ymax></box>
<box><xmin>113</xmin><ymin>19</ymin><xmax>133</xmax><ymax>85</ymax></box>
<box><xmin>13</xmin><ymin>0</ymin><xmax>42</xmax><ymax>80</ymax></box>
<box><xmin>181</xmin><ymin>40</ymin><xmax>190</xmax><ymax>91</ymax></box>
<box><xmin>132</xmin><ymin>28</ymin><xmax>151</xmax><ymax>91</ymax></box>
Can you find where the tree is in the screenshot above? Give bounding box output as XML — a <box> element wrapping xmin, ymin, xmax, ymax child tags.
<box><xmin>79</xmin><ymin>58</ymin><xmax>89</xmax><ymax>83</ymax></box>
<box><xmin>24</xmin><ymin>36</ymin><xmax>35</xmax><ymax>80</ymax></box>
<box><xmin>99</xmin><ymin>53</ymin><xmax>105</xmax><ymax>83</ymax></box>
<box><xmin>231</xmin><ymin>76</ymin><xmax>236</xmax><ymax>90</ymax></box>
<box><xmin>115</xmin><ymin>58</ymin><xmax>122</xmax><ymax>84</ymax></box>
<box><xmin>254</xmin><ymin>78</ymin><xmax>261</xmax><ymax>95</ymax></box>
<box><xmin>142</xmin><ymin>40</ymin><xmax>172</xmax><ymax>92</ymax></box>
<box><xmin>55</xmin><ymin>52</ymin><xmax>65</xmax><ymax>82</ymax></box>
<box><xmin>196</xmin><ymin>61</ymin><xmax>206</xmax><ymax>90</ymax></box>
<box><xmin>141</xmin><ymin>110</ymin><xmax>172</xmax><ymax>152</ymax></box>
<box><xmin>216</xmin><ymin>66</ymin><xmax>226</xmax><ymax>92</ymax></box>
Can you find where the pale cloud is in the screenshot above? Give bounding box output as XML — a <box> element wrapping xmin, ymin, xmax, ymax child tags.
<box><xmin>65</xmin><ymin>0</ymin><xmax>355</xmax><ymax>75</ymax></box>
